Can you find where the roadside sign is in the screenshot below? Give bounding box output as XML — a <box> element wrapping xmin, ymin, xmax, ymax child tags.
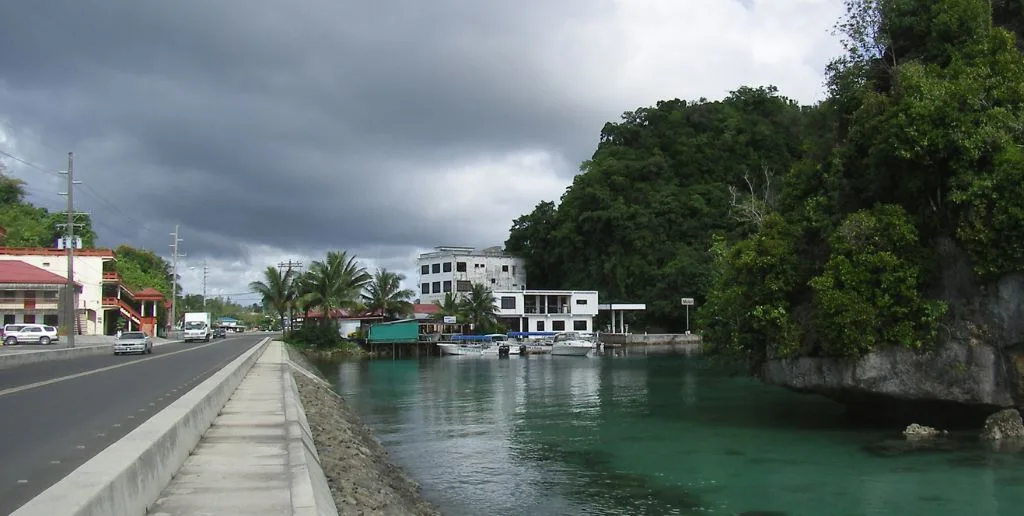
<box><xmin>443</xmin><ymin>315</ymin><xmax>457</xmax><ymax>324</ymax></box>
<box><xmin>680</xmin><ymin>298</ymin><xmax>695</xmax><ymax>306</ymax></box>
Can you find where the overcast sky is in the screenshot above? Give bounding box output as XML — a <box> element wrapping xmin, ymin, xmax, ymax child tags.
<box><xmin>0</xmin><ymin>0</ymin><xmax>844</xmax><ymax>305</ymax></box>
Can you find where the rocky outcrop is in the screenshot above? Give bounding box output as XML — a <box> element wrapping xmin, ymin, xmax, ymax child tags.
<box><xmin>980</xmin><ymin>409</ymin><xmax>1024</xmax><ymax>440</ymax></box>
<box><xmin>902</xmin><ymin>423</ymin><xmax>947</xmax><ymax>439</ymax></box>
<box><xmin>760</xmin><ymin>265</ymin><xmax>1024</xmax><ymax>419</ymax></box>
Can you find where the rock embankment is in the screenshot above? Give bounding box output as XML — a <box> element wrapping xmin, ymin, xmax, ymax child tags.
<box><xmin>286</xmin><ymin>347</ymin><xmax>440</xmax><ymax>516</ymax></box>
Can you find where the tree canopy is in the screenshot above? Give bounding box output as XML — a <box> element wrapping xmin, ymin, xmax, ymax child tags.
<box><xmin>507</xmin><ymin>0</ymin><xmax>1024</xmax><ymax>364</ymax></box>
<box><xmin>0</xmin><ymin>164</ymin><xmax>97</xmax><ymax>248</ymax></box>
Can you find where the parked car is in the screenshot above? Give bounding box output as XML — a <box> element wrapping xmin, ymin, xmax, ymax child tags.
<box><xmin>113</xmin><ymin>331</ymin><xmax>152</xmax><ymax>355</ymax></box>
<box><xmin>2</xmin><ymin>324</ymin><xmax>60</xmax><ymax>346</ymax></box>
<box><xmin>213</xmin><ymin>328</ymin><xmax>227</xmax><ymax>339</ymax></box>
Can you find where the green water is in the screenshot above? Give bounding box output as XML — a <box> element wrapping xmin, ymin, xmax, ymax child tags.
<box><xmin>316</xmin><ymin>353</ymin><xmax>1024</xmax><ymax>516</ymax></box>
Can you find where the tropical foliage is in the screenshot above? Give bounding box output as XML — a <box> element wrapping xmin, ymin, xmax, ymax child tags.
<box><xmin>0</xmin><ymin>164</ymin><xmax>97</xmax><ymax>248</ymax></box>
<box><xmin>507</xmin><ymin>0</ymin><xmax>1024</xmax><ymax>367</ymax></box>
<box><xmin>432</xmin><ymin>283</ymin><xmax>503</xmax><ymax>334</ymax></box>
<box><xmin>362</xmin><ymin>268</ymin><xmax>415</xmax><ymax>321</ymax></box>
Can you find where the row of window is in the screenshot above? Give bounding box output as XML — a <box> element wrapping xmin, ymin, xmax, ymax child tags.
<box><xmin>2</xmin><ymin>313</ymin><xmax>60</xmax><ymax>326</ymax></box>
<box><xmin>420</xmin><ymin>262</ymin><xmax>516</xmax><ymax>275</ymax></box>
<box><xmin>533</xmin><ymin>319</ymin><xmax>588</xmax><ymax>332</ymax></box>
<box><xmin>421</xmin><ymin>280</ymin><xmax>476</xmax><ymax>294</ymax></box>
<box><xmin>1</xmin><ymin>290</ymin><xmax>59</xmax><ymax>299</ymax></box>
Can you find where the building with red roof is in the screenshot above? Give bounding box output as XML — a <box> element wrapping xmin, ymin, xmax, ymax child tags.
<box><xmin>0</xmin><ymin>247</ymin><xmax>165</xmax><ymax>336</ymax></box>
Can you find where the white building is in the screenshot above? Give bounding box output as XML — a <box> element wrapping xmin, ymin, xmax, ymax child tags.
<box><xmin>417</xmin><ymin>246</ymin><xmax>526</xmax><ymax>304</ymax></box>
<box><xmin>493</xmin><ymin>289</ymin><xmax>600</xmax><ymax>334</ymax></box>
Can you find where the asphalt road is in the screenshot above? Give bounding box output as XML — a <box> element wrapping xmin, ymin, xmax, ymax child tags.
<box><xmin>0</xmin><ymin>333</ymin><xmax>267</xmax><ymax>515</ymax></box>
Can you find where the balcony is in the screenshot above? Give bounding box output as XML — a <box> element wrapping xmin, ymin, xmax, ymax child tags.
<box><xmin>102</xmin><ymin>271</ymin><xmax>121</xmax><ymax>283</ymax></box>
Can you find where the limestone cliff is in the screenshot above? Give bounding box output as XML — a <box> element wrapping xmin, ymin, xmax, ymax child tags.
<box><xmin>760</xmin><ymin>252</ymin><xmax>1024</xmax><ymax>419</ymax></box>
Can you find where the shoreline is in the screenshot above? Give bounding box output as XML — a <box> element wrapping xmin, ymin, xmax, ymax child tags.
<box><xmin>285</xmin><ymin>345</ymin><xmax>440</xmax><ymax>516</ymax></box>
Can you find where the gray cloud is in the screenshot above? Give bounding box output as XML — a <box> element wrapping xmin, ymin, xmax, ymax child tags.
<box><xmin>0</xmin><ymin>0</ymin><xmax>844</xmax><ymax>295</ymax></box>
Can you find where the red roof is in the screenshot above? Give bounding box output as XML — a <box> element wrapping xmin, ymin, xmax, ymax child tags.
<box><xmin>413</xmin><ymin>303</ymin><xmax>440</xmax><ymax>314</ymax></box>
<box><xmin>0</xmin><ymin>260</ymin><xmax>82</xmax><ymax>286</ymax></box>
<box><xmin>134</xmin><ymin>287</ymin><xmax>165</xmax><ymax>300</ymax></box>
<box><xmin>304</xmin><ymin>308</ymin><xmax>384</xmax><ymax>320</ymax></box>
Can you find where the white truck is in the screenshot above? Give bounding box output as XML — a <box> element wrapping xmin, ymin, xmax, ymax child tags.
<box><xmin>182</xmin><ymin>312</ymin><xmax>212</xmax><ymax>343</ymax></box>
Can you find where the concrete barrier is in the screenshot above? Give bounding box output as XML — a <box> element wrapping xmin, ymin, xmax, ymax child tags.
<box><xmin>10</xmin><ymin>337</ymin><xmax>272</xmax><ymax>516</ymax></box>
<box><xmin>284</xmin><ymin>360</ymin><xmax>339</xmax><ymax>515</ymax></box>
<box><xmin>0</xmin><ymin>339</ymin><xmax>184</xmax><ymax>371</ymax></box>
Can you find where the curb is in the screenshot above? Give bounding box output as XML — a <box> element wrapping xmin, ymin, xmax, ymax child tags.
<box><xmin>284</xmin><ymin>355</ymin><xmax>340</xmax><ymax>516</ymax></box>
<box><xmin>0</xmin><ymin>339</ymin><xmax>185</xmax><ymax>371</ymax></box>
<box><xmin>9</xmin><ymin>337</ymin><xmax>272</xmax><ymax>516</ymax></box>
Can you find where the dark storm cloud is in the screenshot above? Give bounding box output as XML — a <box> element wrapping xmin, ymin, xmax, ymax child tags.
<box><xmin>0</xmin><ymin>0</ymin><xmax>610</xmax><ymax>260</ymax></box>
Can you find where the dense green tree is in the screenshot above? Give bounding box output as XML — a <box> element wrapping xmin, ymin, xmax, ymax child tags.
<box><xmin>507</xmin><ymin>87</ymin><xmax>811</xmax><ymax>330</ymax></box>
<box><xmin>0</xmin><ymin>165</ymin><xmax>97</xmax><ymax>248</ymax></box>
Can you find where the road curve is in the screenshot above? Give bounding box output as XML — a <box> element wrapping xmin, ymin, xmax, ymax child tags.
<box><xmin>0</xmin><ymin>333</ymin><xmax>267</xmax><ymax>515</ymax></box>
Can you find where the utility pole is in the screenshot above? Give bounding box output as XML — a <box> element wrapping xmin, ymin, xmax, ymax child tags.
<box><xmin>58</xmin><ymin>152</ymin><xmax>81</xmax><ymax>348</ymax></box>
<box><xmin>277</xmin><ymin>260</ymin><xmax>303</xmax><ymax>332</ymax></box>
<box><xmin>202</xmin><ymin>260</ymin><xmax>209</xmax><ymax>309</ymax></box>
<box><xmin>169</xmin><ymin>226</ymin><xmax>184</xmax><ymax>335</ymax></box>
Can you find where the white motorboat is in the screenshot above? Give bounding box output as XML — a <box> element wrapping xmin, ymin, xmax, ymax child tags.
<box><xmin>480</xmin><ymin>334</ymin><xmax>523</xmax><ymax>356</ymax></box>
<box><xmin>550</xmin><ymin>332</ymin><xmax>595</xmax><ymax>357</ymax></box>
<box><xmin>437</xmin><ymin>342</ymin><xmax>484</xmax><ymax>355</ymax></box>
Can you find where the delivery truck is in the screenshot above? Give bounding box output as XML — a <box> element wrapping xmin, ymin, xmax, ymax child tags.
<box><xmin>183</xmin><ymin>312</ymin><xmax>212</xmax><ymax>343</ymax></box>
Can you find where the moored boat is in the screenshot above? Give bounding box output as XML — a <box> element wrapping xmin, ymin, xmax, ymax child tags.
<box><xmin>550</xmin><ymin>332</ymin><xmax>595</xmax><ymax>357</ymax></box>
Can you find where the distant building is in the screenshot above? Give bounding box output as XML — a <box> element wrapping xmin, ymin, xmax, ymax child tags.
<box><xmin>416</xmin><ymin>246</ymin><xmax>526</xmax><ymax>304</ymax></box>
<box><xmin>493</xmin><ymin>289</ymin><xmax>600</xmax><ymax>334</ymax></box>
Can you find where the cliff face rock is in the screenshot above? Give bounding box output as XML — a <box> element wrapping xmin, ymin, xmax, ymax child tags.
<box><xmin>761</xmin><ymin>268</ymin><xmax>1024</xmax><ymax>413</ymax></box>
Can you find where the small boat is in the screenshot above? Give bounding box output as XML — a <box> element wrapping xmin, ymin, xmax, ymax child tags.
<box><xmin>437</xmin><ymin>342</ymin><xmax>484</xmax><ymax>355</ymax></box>
<box><xmin>480</xmin><ymin>334</ymin><xmax>522</xmax><ymax>356</ymax></box>
<box><xmin>550</xmin><ymin>332</ymin><xmax>595</xmax><ymax>357</ymax></box>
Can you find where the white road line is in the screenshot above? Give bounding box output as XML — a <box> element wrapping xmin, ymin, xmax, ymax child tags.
<box><xmin>0</xmin><ymin>339</ymin><xmax>229</xmax><ymax>398</ymax></box>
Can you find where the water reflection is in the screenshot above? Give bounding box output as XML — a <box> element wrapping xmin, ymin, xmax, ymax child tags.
<box><xmin>323</xmin><ymin>354</ymin><xmax>1024</xmax><ymax>516</ymax></box>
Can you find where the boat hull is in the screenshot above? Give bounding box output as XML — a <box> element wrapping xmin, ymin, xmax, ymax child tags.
<box><xmin>551</xmin><ymin>344</ymin><xmax>593</xmax><ymax>357</ymax></box>
<box><xmin>438</xmin><ymin>343</ymin><xmax>482</xmax><ymax>355</ymax></box>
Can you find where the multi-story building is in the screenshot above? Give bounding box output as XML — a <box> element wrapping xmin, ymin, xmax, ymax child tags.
<box><xmin>0</xmin><ymin>248</ymin><xmax>166</xmax><ymax>336</ymax></box>
<box><xmin>417</xmin><ymin>246</ymin><xmax>526</xmax><ymax>304</ymax></box>
<box><xmin>493</xmin><ymin>289</ymin><xmax>600</xmax><ymax>334</ymax></box>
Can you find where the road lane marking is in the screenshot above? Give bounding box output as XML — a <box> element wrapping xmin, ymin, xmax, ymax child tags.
<box><xmin>0</xmin><ymin>339</ymin><xmax>238</xmax><ymax>398</ymax></box>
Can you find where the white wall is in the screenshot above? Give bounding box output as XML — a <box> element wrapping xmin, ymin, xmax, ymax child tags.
<box><xmin>417</xmin><ymin>251</ymin><xmax>526</xmax><ymax>304</ymax></box>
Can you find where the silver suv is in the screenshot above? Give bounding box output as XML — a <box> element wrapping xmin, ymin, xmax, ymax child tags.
<box><xmin>2</xmin><ymin>324</ymin><xmax>60</xmax><ymax>346</ymax></box>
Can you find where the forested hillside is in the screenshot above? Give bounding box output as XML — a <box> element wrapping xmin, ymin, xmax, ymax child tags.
<box><xmin>507</xmin><ymin>0</ymin><xmax>1024</xmax><ymax>360</ymax></box>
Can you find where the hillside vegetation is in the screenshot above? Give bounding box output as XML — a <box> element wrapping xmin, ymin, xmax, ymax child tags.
<box><xmin>506</xmin><ymin>0</ymin><xmax>1024</xmax><ymax>365</ymax></box>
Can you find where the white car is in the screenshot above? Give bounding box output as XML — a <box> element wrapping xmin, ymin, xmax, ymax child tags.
<box><xmin>113</xmin><ymin>331</ymin><xmax>153</xmax><ymax>355</ymax></box>
<box><xmin>2</xmin><ymin>324</ymin><xmax>60</xmax><ymax>346</ymax></box>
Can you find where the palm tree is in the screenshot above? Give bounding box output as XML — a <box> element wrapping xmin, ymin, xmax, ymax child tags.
<box><xmin>248</xmin><ymin>266</ymin><xmax>294</xmax><ymax>332</ymax></box>
<box><xmin>362</xmin><ymin>268</ymin><xmax>415</xmax><ymax>321</ymax></box>
<box><xmin>303</xmin><ymin>251</ymin><xmax>371</xmax><ymax>328</ymax></box>
<box><xmin>432</xmin><ymin>292</ymin><xmax>463</xmax><ymax>319</ymax></box>
<box><xmin>461</xmin><ymin>283</ymin><xmax>499</xmax><ymax>333</ymax></box>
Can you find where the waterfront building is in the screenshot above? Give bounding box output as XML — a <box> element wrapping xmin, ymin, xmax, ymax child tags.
<box><xmin>416</xmin><ymin>246</ymin><xmax>526</xmax><ymax>304</ymax></box>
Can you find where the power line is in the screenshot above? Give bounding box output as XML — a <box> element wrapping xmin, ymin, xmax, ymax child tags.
<box><xmin>0</xmin><ymin>148</ymin><xmax>60</xmax><ymax>176</ymax></box>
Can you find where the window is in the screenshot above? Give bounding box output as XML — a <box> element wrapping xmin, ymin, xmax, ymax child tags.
<box><xmin>2</xmin><ymin>290</ymin><xmax>14</xmax><ymax>298</ymax></box>
<box><xmin>443</xmin><ymin>281</ymin><xmax>452</xmax><ymax>293</ymax></box>
<box><xmin>43</xmin><ymin>314</ymin><xmax>59</xmax><ymax>326</ymax></box>
<box><xmin>456</xmin><ymin>262</ymin><xmax>467</xmax><ymax>272</ymax></box>
<box><xmin>421</xmin><ymin>283</ymin><xmax>430</xmax><ymax>294</ymax></box>
<box><xmin>552</xmin><ymin>320</ymin><xmax>565</xmax><ymax>331</ymax></box>
<box><xmin>23</xmin><ymin>314</ymin><xmax>36</xmax><ymax>323</ymax></box>
<box><xmin>500</xmin><ymin>296</ymin><xmax>516</xmax><ymax>309</ymax></box>
<box><xmin>575</xmin><ymin>299</ymin><xmax>588</xmax><ymax>305</ymax></box>
<box><xmin>43</xmin><ymin>291</ymin><xmax>57</xmax><ymax>299</ymax></box>
<box><xmin>502</xmin><ymin>265</ymin><xmax>509</xmax><ymax>272</ymax></box>
<box><xmin>443</xmin><ymin>262</ymin><xmax>452</xmax><ymax>272</ymax></box>
<box><xmin>456</xmin><ymin>280</ymin><xmax>472</xmax><ymax>292</ymax></box>
<box><xmin>432</xmin><ymin>282</ymin><xmax>441</xmax><ymax>293</ymax></box>
<box><xmin>42</xmin><ymin>262</ymin><xmax>50</xmax><ymax>267</ymax></box>
<box><xmin>2</xmin><ymin>314</ymin><xmax>14</xmax><ymax>325</ymax></box>
<box><xmin>421</xmin><ymin>265</ymin><xmax>429</xmax><ymax>275</ymax></box>
<box><xmin>574</xmin><ymin>320</ymin><xmax>588</xmax><ymax>331</ymax></box>
<box><xmin>490</xmin><ymin>278</ymin><xmax>496</xmax><ymax>284</ymax></box>
<box><xmin>431</xmin><ymin>263</ymin><xmax>441</xmax><ymax>274</ymax></box>
<box><xmin>536</xmin><ymin>320</ymin><xmax>545</xmax><ymax>331</ymax></box>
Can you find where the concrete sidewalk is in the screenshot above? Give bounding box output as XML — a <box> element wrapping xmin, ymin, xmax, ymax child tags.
<box><xmin>148</xmin><ymin>341</ymin><xmax>337</xmax><ymax>516</ymax></box>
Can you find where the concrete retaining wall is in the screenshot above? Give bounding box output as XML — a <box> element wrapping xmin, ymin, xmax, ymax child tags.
<box><xmin>10</xmin><ymin>337</ymin><xmax>272</xmax><ymax>516</ymax></box>
<box><xmin>0</xmin><ymin>345</ymin><xmax>113</xmax><ymax>370</ymax></box>
<box><xmin>284</xmin><ymin>362</ymin><xmax>339</xmax><ymax>515</ymax></box>
<box><xmin>600</xmin><ymin>333</ymin><xmax>703</xmax><ymax>346</ymax></box>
